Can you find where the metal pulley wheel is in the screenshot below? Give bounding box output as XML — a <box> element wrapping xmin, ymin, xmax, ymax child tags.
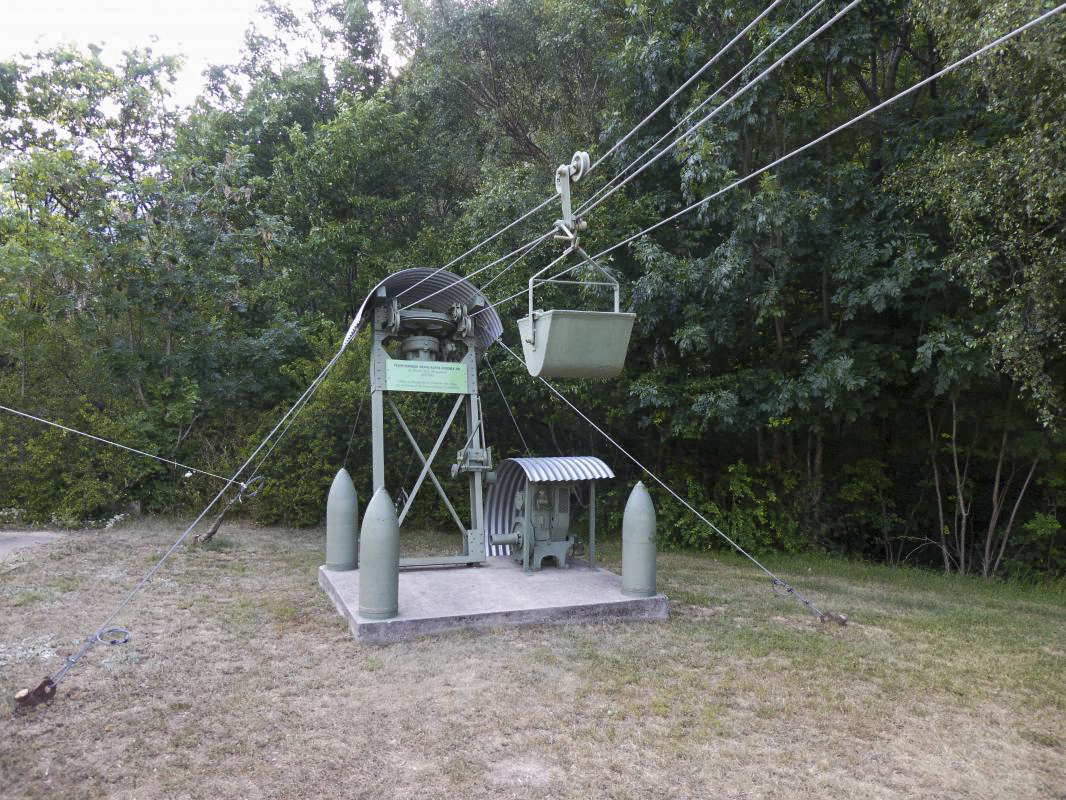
<box><xmin>569</xmin><ymin>150</ymin><xmax>590</xmax><ymax>182</ymax></box>
<box><xmin>397</xmin><ymin>308</ymin><xmax>457</xmax><ymax>337</ymax></box>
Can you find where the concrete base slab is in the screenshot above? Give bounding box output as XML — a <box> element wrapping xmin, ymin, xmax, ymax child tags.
<box><xmin>319</xmin><ymin>557</ymin><xmax>669</xmax><ymax>645</ymax></box>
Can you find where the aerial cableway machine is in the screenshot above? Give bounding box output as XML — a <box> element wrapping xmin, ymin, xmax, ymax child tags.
<box><xmin>344</xmin><ymin>268</ymin><xmax>503</xmax><ymax>567</ymax></box>
<box><xmin>330</xmin><ymin>150</ymin><xmax>645</xmax><ymax>573</ymax></box>
<box><xmin>317</xmin><ymin>149</ymin><xmax>661</xmax><ymax>640</ymax></box>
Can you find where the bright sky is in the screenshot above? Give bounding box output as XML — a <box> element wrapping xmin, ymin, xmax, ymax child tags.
<box><xmin>0</xmin><ymin>0</ymin><xmax>319</xmax><ymax>106</ymax></box>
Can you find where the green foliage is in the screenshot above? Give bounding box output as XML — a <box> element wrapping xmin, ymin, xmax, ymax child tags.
<box><xmin>656</xmin><ymin>463</ymin><xmax>805</xmax><ymax>555</ymax></box>
<box><xmin>0</xmin><ymin>0</ymin><xmax>1063</xmax><ymax>582</ymax></box>
<box><xmin>243</xmin><ymin>329</ymin><xmax>371</xmax><ymax>526</ymax></box>
<box><xmin>0</xmin><ymin>402</ymin><xmax>164</xmax><ymax>522</ymax></box>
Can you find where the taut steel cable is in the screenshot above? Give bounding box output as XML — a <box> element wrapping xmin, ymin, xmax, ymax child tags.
<box><xmin>0</xmin><ymin>403</ymin><xmax>241</xmax><ymax>489</ymax></box>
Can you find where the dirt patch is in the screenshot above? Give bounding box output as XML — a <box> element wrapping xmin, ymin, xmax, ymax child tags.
<box><xmin>488</xmin><ymin>758</ymin><xmax>563</xmax><ymax>788</ymax></box>
<box><xmin>1</xmin><ymin>520</ymin><xmax>1064</xmax><ymax>799</ymax></box>
<box><xmin>0</xmin><ymin>530</ymin><xmax>63</xmax><ymax>560</ymax></box>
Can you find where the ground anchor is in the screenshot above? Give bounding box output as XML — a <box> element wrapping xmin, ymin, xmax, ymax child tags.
<box><xmin>14</xmin><ymin>677</ymin><xmax>57</xmax><ymax>708</ymax></box>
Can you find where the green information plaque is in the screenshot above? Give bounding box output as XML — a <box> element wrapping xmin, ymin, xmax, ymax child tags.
<box><xmin>385</xmin><ymin>360</ymin><xmax>469</xmax><ymax>394</ymax></box>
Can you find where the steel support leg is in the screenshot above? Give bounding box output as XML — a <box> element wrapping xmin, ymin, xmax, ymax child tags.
<box><xmin>371</xmin><ymin>389</ymin><xmax>385</xmax><ymax>492</ymax></box>
<box><xmin>589</xmin><ymin>480</ymin><xmax>597</xmax><ymax>570</ymax></box>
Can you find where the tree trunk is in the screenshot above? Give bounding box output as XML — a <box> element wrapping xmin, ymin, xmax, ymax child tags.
<box><xmin>992</xmin><ymin>457</ymin><xmax>1040</xmax><ymax>576</ymax></box>
<box><xmin>927</xmin><ymin>407</ymin><xmax>952</xmax><ymax>573</ymax></box>
<box><xmin>982</xmin><ymin>428</ymin><xmax>1009</xmax><ymax>578</ymax></box>
<box><xmin>949</xmin><ymin>398</ymin><xmax>971</xmax><ymax>574</ymax></box>
<box><xmin>20</xmin><ymin>328</ymin><xmax>27</xmax><ymax>398</ymax></box>
<box><xmin>811</xmin><ymin>433</ymin><xmax>824</xmax><ymax>513</ymax></box>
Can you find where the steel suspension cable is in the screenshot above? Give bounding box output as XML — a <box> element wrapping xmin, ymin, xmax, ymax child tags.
<box><xmin>476</xmin><ymin>2</ymin><xmax>1066</xmax><ymax>319</ymax></box>
<box><xmin>36</xmin><ymin>347</ymin><xmax>348</xmax><ymax>695</ymax></box>
<box><xmin>245</xmin><ymin>366</ymin><xmax>334</xmax><ymax>481</ymax></box>
<box><xmin>199</xmin><ymin>351</ymin><xmax>371</xmax><ymax>545</ymax></box>
<box><xmin>580</xmin><ymin>0</ymin><xmax>861</xmax><ymax>217</ymax></box>
<box><xmin>398</xmin><ymin>229</ymin><xmax>555</xmax><ymax>313</ymax></box>
<box><xmin>392</xmin><ymin>196</ymin><xmax>556</xmax><ymax>303</ymax></box>
<box><xmin>466</xmin><ymin>5</ymin><xmax>1065</xmax><ymax>623</ymax></box>
<box><xmin>578</xmin><ymin>0</ymin><xmax>828</xmax><ymax>214</ymax></box>
<box><xmin>474</xmin><ymin>232</ymin><xmax>557</xmax><ymax>296</ymax></box>
<box><xmin>0</xmin><ymin>403</ymin><xmax>241</xmax><ymax>489</ymax></box>
<box><xmin>343</xmin><ymin>390</ymin><xmax>369</xmax><ymax>468</ymax></box>
<box><xmin>473</xmin><ymin>0</ymin><xmax>857</xmax><ymax>320</ymax></box>
<box><xmin>471</xmin><ymin>249</ymin><xmax>571</xmax><ymax>319</ymax></box>
<box><xmin>586</xmin><ymin>1</ymin><xmax>1066</xmax><ymax>260</ymax></box>
<box><xmin>484</xmin><ymin>356</ymin><xmax>529</xmax><ymax>452</ymax></box>
<box><xmin>588</xmin><ymin>0</ymin><xmax>789</xmax><ymax>173</ymax></box>
<box><xmin>394</xmin><ymin>0</ymin><xmax>791</xmax><ymax>300</ymax></box>
<box><xmin>494</xmin><ymin>341</ymin><xmax>828</xmax><ymax>618</ymax></box>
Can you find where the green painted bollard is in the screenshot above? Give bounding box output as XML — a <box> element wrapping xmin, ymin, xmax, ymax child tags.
<box><xmin>326</xmin><ymin>468</ymin><xmax>359</xmax><ymax>571</ymax></box>
<box><xmin>358</xmin><ymin>488</ymin><xmax>400</xmax><ymax>620</ymax></box>
<box><xmin>622</xmin><ymin>481</ymin><xmax>656</xmax><ymax>597</ymax></box>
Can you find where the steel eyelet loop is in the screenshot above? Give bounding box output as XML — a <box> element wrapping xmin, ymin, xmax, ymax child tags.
<box><xmin>95</xmin><ymin>627</ymin><xmax>131</xmax><ymax>646</ymax></box>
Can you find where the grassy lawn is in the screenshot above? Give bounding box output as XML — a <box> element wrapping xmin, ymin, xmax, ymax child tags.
<box><xmin>2</xmin><ymin>520</ymin><xmax>1064</xmax><ymax>799</ymax></box>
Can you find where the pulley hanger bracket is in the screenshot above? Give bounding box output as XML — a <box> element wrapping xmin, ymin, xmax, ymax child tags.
<box><xmin>528</xmin><ymin>151</ymin><xmax>620</xmax><ymax>345</ymax></box>
<box><xmin>515</xmin><ymin>150</ymin><xmax>635</xmax><ymax>380</ymax></box>
<box><xmin>554</xmin><ymin>150</ymin><xmax>590</xmax><ymax>243</ymax></box>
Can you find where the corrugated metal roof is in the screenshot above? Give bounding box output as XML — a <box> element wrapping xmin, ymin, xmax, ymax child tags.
<box><xmin>505</xmin><ymin>456</ymin><xmax>615</xmax><ymax>483</ymax></box>
<box><xmin>342</xmin><ymin>268</ymin><xmax>503</xmax><ymax>352</ymax></box>
<box><xmin>485</xmin><ymin>456</ymin><xmax>614</xmax><ymax>543</ymax></box>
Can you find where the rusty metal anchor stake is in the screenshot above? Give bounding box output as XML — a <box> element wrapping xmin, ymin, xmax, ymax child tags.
<box><xmin>14</xmin><ymin>677</ymin><xmax>57</xmax><ymax>709</ymax></box>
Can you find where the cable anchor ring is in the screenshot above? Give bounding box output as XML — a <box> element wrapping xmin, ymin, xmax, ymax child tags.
<box><xmin>95</xmin><ymin>626</ymin><xmax>132</xmax><ymax>646</ymax></box>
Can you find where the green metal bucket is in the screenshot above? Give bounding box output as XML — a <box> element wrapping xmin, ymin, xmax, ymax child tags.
<box><xmin>517</xmin><ymin>310</ymin><xmax>636</xmax><ymax>379</ymax></box>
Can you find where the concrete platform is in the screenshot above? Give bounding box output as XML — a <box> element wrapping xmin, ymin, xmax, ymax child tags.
<box><xmin>319</xmin><ymin>557</ymin><xmax>669</xmax><ymax>645</ymax></box>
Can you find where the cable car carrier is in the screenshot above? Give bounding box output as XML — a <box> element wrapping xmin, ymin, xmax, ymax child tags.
<box><xmin>518</xmin><ymin>151</ymin><xmax>636</xmax><ymax>379</ymax></box>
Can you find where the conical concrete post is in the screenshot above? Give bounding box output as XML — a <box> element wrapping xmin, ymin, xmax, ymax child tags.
<box><xmin>358</xmin><ymin>488</ymin><xmax>400</xmax><ymax>620</ymax></box>
<box><xmin>326</xmin><ymin>468</ymin><xmax>359</xmax><ymax>571</ymax></box>
<box><xmin>622</xmin><ymin>481</ymin><xmax>657</xmax><ymax>597</ymax></box>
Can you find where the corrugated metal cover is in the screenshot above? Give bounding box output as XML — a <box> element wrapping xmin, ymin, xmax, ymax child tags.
<box><xmin>485</xmin><ymin>456</ymin><xmax>614</xmax><ymax>545</ymax></box>
<box><xmin>505</xmin><ymin>456</ymin><xmax>615</xmax><ymax>483</ymax></box>
<box><xmin>342</xmin><ymin>268</ymin><xmax>503</xmax><ymax>352</ymax></box>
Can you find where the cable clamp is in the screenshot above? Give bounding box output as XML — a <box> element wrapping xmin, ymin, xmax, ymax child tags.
<box><xmin>772</xmin><ymin>577</ymin><xmax>847</xmax><ymax>626</ymax></box>
<box><xmin>238</xmin><ymin>475</ymin><xmax>266</xmax><ymax>502</ymax></box>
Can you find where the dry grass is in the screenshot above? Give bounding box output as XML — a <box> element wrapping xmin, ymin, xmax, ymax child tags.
<box><xmin>1</xmin><ymin>519</ymin><xmax>1064</xmax><ymax>800</ymax></box>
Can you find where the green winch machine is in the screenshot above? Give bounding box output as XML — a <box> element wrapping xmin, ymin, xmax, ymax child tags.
<box><xmin>485</xmin><ymin>456</ymin><xmax>614</xmax><ymax>573</ymax></box>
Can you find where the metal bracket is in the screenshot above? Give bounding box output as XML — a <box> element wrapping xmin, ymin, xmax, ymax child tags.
<box><xmin>238</xmin><ymin>475</ymin><xmax>266</xmax><ymax>502</ymax></box>
<box><xmin>554</xmin><ymin>151</ymin><xmax>590</xmax><ymax>240</ymax></box>
<box><xmin>454</xmin><ymin>445</ymin><xmax>493</xmax><ymax>475</ymax></box>
<box><xmin>522</xmin><ymin>150</ymin><xmax>619</xmax><ymax>351</ymax></box>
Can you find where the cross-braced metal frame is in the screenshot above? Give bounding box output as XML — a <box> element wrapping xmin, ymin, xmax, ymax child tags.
<box><xmin>368</xmin><ymin>290</ymin><xmax>490</xmax><ymax>567</ymax></box>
